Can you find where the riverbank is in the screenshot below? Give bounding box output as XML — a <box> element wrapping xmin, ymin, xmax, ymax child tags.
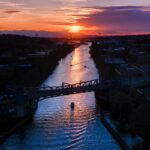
<box><xmin>95</xmin><ymin>89</ymin><xmax>132</xmax><ymax>150</ymax></box>
<box><xmin>0</xmin><ymin>35</ymin><xmax>75</xmax><ymax>144</ymax></box>
<box><xmin>0</xmin><ymin>35</ymin><xmax>75</xmax><ymax>90</ymax></box>
<box><xmin>0</xmin><ymin>111</ymin><xmax>35</xmax><ymax>145</ymax></box>
<box><xmin>90</xmin><ymin>35</ymin><xmax>150</xmax><ymax>150</ymax></box>
<box><xmin>98</xmin><ymin>110</ymin><xmax>130</xmax><ymax>150</ymax></box>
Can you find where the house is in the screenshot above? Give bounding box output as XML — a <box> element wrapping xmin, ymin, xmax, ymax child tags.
<box><xmin>138</xmin><ymin>65</ymin><xmax>150</xmax><ymax>75</ymax></box>
<box><xmin>104</xmin><ymin>57</ymin><xmax>126</xmax><ymax>64</ymax></box>
<box><xmin>0</xmin><ymin>64</ymin><xmax>10</xmax><ymax>71</ymax></box>
<box><xmin>130</xmin><ymin>50</ymin><xmax>150</xmax><ymax>64</ymax></box>
<box><xmin>136</xmin><ymin>87</ymin><xmax>150</xmax><ymax>102</ymax></box>
<box><xmin>115</xmin><ymin>63</ymin><xmax>143</xmax><ymax>77</ymax></box>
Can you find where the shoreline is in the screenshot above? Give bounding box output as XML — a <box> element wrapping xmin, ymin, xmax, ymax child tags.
<box><xmin>89</xmin><ymin>42</ymin><xmax>135</xmax><ymax>150</ymax></box>
<box><xmin>0</xmin><ymin>112</ymin><xmax>35</xmax><ymax>145</ymax></box>
<box><xmin>0</xmin><ymin>43</ymin><xmax>75</xmax><ymax>145</ymax></box>
<box><xmin>90</xmin><ymin>38</ymin><xmax>148</xmax><ymax>149</ymax></box>
<box><xmin>95</xmin><ymin>93</ymin><xmax>131</xmax><ymax>150</ymax></box>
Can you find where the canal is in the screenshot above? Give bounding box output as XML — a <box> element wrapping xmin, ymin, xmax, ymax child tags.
<box><xmin>1</xmin><ymin>43</ymin><xmax>122</xmax><ymax>150</ymax></box>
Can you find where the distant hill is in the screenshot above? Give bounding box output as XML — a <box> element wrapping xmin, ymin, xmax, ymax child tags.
<box><xmin>0</xmin><ymin>30</ymin><xmax>66</xmax><ymax>38</ymax></box>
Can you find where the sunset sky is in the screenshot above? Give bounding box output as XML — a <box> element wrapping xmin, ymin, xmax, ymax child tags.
<box><xmin>0</xmin><ymin>0</ymin><xmax>150</xmax><ymax>36</ymax></box>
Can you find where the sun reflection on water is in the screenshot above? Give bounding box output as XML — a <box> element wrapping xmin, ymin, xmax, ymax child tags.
<box><xmin>1</xmin><ymin>43</ymin><xmax>121</xmax><ymax>150</ymax></box>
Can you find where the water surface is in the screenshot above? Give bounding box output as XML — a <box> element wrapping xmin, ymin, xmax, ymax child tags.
<box><xmin>1</xmin><ymin>43</ymin><xmax>121</xmax><ymax>150</ymax></box>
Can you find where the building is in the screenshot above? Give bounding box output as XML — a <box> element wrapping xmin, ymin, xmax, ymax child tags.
<box><xmin>115</xmin><ymin>63</ymin><xmax>143</xmax><ymax>77</ymax></box>
<box><xmin>104</xmin><ymin>57</ymin><xmax>126</xmax><ymax>64</ymax></box>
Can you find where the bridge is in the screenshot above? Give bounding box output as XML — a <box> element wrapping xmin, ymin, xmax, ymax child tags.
<box><xmin>25</xmin><ymin>79</ymin><xmax>116</xmax><ymax>101</ymax></box>
<box><xmin>25</xmin><ymin>76</ymin><xmax>150</xmax><ymax>101</ymax></box>
<box><xmin>2</xmin><ymin>77</ymin><xmax>150</xmax><ymax>102</ymax></box>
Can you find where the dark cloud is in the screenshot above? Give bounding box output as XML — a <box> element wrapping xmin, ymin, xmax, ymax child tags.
<box><xmin>4</xmin><ymin>10</ymin><xmax>21</xmax><ymax>14</ymax></box>
<box><xmin>81</xmin><ymin>6</ymin><xmax>146</xmax><ymax>10</ymax></box>
<box><xmin>0</xmin><ymin>30</ymin><xmax>66</xmax><ymax>38</ymax></box>
<box><xmin>77</xmin><ymin>6</ymin><xmax>150</xmax><ymax>34</ymax></box>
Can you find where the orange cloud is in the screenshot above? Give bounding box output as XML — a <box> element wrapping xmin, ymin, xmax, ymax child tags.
<box><xmin>4</xmin><ymin>10</ymin><xmax>21</xmax><ymax>14</ymax></box>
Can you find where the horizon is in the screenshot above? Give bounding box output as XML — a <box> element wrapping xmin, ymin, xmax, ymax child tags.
<box><xmin>1</xmin><ymin>30</ymin><xmax>150</xmax><ymax>38</ymax></box>
<box><xmin>0</xmin><ymin>0</ymin><xmax>150</xmax><ymax>37</ymax></box>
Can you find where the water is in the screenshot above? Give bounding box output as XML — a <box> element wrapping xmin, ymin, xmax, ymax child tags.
<box><xmin>1</xmin><ymin>43</ymin><xmax>121</xmax><ymax>150</ymax></box>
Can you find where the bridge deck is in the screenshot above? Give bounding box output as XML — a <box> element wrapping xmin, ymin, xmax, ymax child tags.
<box><xmin>1</xmin><ymin>77</ymin><xmax>150</xmax><ymax>101</ymax></box>
<box><xmin>27</xmin><ymin>79</ymin><xmax>116</xmax><ymax>101</ymax></box>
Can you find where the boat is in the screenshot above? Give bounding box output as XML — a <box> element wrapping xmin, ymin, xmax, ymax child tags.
<box><xmin>70</xmin><ymin>102</ymin><xmax>75</xmax><ymax>110</ymax></box>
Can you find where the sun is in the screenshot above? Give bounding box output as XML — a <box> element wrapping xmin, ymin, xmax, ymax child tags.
<box><xmin>70</xmin><ymin>26</ymin><xmax>82</xmax><ymax>33</ymax></box>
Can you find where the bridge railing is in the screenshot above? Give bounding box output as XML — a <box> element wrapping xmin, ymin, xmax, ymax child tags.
<box><xmin>25</xmin><ymin>79</ymin><xmax>117</xmax><ymax>92</ymax></box>
<box><xmin>1</xmin><ymin>79</ymin><xmax>122</xmax><ymax>101</ymax></box>
<box><xmin>36</xmin><ymin>79</ymin><xmax>101</xmax><ymax>91</ymax></box>
<box><xmin>3</xmin><ymin>79</ymin><xmax>117</xmax><ymax>95</ymax></box>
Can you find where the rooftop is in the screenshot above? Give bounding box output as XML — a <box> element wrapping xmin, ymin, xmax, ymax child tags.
<box><xmin>104</xmin><ymin>57</ymin><xmax>126</xmax><ymax>64</ymax></box>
